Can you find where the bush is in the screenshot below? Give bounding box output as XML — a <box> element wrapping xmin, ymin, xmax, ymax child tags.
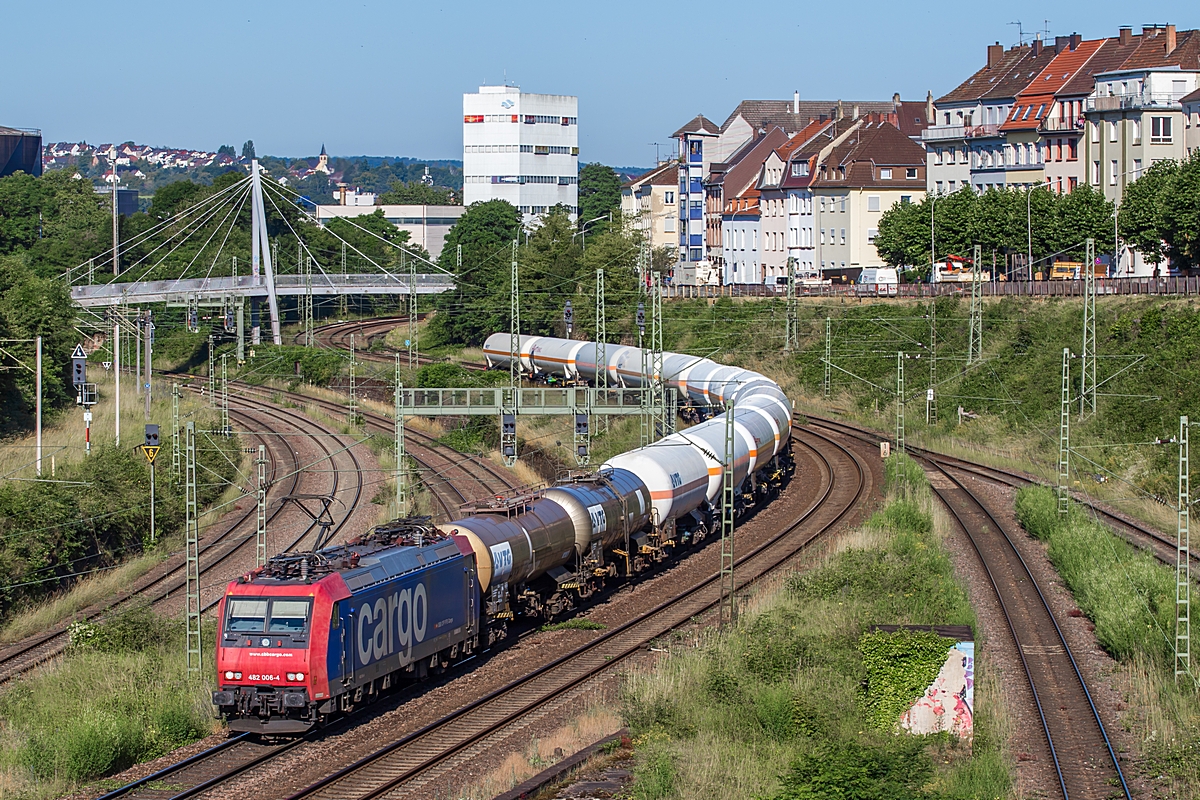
<box><xmin>68</xmin><ymin>605</ymin><xmax>179</xmax><ymax>654</ymax></box>
<box><xmin>859</xmin><ymin>629</ymin><xmax>955</xmax><ymax>732</ymax></box>
<box><xmin>768</xmin><ymin>738</ymin><xmax>936</xmax><ymax>800</ymax></box>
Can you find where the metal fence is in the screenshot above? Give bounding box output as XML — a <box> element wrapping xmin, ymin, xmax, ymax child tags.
<box><xmin>665</xmin><ymin>277</ymin><xmax>1200</xmax><ymax>300</ymax></box>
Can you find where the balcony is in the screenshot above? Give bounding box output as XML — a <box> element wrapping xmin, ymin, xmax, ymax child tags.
<box><xmin>922</xmin><ymin>124</ymin><xmax>1001</xmax><ymax>142</ymax></box>
<box><xmin>1040</xmin><ymin>117</ymin><xmax>1085</xmax><ymax>133</ymax></box>
<box><xmin>1086</xmin><ymin>93</ymin><xmax>1183</xmax><ymax>112</ymax></box>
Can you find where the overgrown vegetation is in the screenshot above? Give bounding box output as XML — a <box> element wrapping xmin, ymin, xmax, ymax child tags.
<box><xmin>621</xmin><ymin>455</ymin><xmax>1009</xmax><ymax>799</ymax></box>
<box><xmin>1015</xmin><ymin>485</ymin><xmax>1199</xmax><ymax>791</ymax></box>
<box><xmin>0</xmin><ymin>427</ymin><xmax>240</xmax><ymax>615</ymax></box>
<box><xmin>0</xmin><ymin>606</ymin><xmax>214</xmax><ymax>795</ymax></box>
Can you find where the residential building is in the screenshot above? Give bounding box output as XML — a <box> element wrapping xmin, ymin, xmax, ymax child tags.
<box><xmin>462</xmin><ymin>85</ymin><xmax>579</xmax><ymax>222</ymax></box>
<box><xmin>809</xmin><ymin>120</ymin><xmax>927</xmax><ymax>275</ymax></box>
<box><xmin>780</xmin><ymin>120</ymin><xmax>857</xmax><ymax>279</ymax></box>
<box><xmin>314</xmin><ymin>204</ymin><xmax>466</xmax><ymax>260</ymax></box>
<box><xmin>672</xmin><ymin>115</ymin><xmax>720</xmax><ymax>284</ymax></box>
<box><xmin>620</xmin><ymin>162</ymin><xmax>678</xmax><ymax>257</ymax></box>
<box><xmin>714</xmin><ymin>127</ymin><xmax>789</xmax><ymax>284</ymax></box>
<box><xmin>1185</xmin><ymin>86</ymin><xmax>1200</xmax><ymax>155</ymax></box>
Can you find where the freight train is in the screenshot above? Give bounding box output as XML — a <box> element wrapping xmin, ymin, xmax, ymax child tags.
<box><xmin>212</xmin><ymin>335</ymin><xmax>793</xmax><ymax>733</ymax></box>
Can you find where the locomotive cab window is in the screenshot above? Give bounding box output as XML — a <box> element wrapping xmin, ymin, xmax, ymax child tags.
<box><xmin>227</xmin><ymin>599</ymin><xmax>268</xmax><ymax>632</ymax></box>
<box><xmin>269</xmin><ymin>600</ymin><xmax>311</xmax><ymax>634</ymax></box>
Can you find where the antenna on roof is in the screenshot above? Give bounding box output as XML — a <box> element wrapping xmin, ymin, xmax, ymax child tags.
<box><xmin>1008</xmin><ymin>20</ymin><xmax>1026</xmax><ymax>46</ymax></box>
<box><xmin>648</xmin><ymin>142</ymin><xmax>669</xmax><ymax>165</ymax></box>
<box><xmin>1042</xmin><ymin>20</ymin><xmax>1052</xmax><ymax>41</ymax></box>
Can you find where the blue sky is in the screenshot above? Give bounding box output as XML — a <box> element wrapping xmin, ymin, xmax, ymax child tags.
<box><xmin>5</xmin><ymin>0</ymin><xmax>1195</xmax><ymax>167</ymax></box>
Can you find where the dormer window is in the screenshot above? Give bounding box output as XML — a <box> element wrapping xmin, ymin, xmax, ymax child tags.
<box><xmin>791</xmin><ymin>162</ymin><xmax>809</xmax><ymax>177</ymax></box>
<box><xmin>879</xmin><ymin>168</ymin><xmax>892</xmax><ymax>179</ymax></box>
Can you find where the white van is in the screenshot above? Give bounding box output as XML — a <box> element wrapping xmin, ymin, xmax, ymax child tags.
<box><xmin>858</xmin><ymin>267</ymin><xmax>899</xmax><ymax>296</ymax></box>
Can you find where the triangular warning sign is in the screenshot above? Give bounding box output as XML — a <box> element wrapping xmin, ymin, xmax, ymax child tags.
<box><xmin>141</xmin><ymin>445</ymin><xmax>161</xmax><ymax>465</ymax></box>
<box><xmin>71</xmin><ymin>344</ymin><xmax>87</xmax><ymax>359</ymax></box>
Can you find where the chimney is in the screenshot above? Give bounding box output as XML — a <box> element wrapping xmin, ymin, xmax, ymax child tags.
<box><xmin>337</xmin><ymin>182</ymin><xmax>348</xmax><ymax>205</ymax></box>
<box><xmin>1165</xmin><ymin>24</ymin><xmax>1176</xmax><ymax>53</ymax></box>
<box><xmin>925</xmin><ymin>91</ymin><xmax>935</xmax><ymax>124</ymax></box>
<box><xmin>1031</xmin><ymin>35</ymin><xmax>1043</xmax><ymax>57</ymax></box>
<box><xmin>1055</xmin><ymin>35</ymin><xmax>1070</xmax><ymax>53</ymax></box>
<box><xmin>793</xmin><ymin>90</ymin><xmax>800</xmax><ymax>115</ymax></box>
<box><xmin>987</xmin><ymin>41</ymin><xmax>1004</xmax><ymax>67</ymax></box>
<box><xmin>1071</xmin><ymin>32</ymin><xmax>1082</xmax><ymax>49</ymax></box>
<box><xmin>1142</xmin><ymin>25</ymin><xmax>1159</xmax><ymax>38</ymax></box>
<box><xmin>836</xmin><ymin>100</ymin><xmax>845</xmax><ymax>120</ymax></box>
<box><xmin>1119</xmin><ymin>26</ymin><xmax>1132</xmax><ymax>46</ymax></box>
<box><xmin>892</xmin><ymin>92</ymin><xmax>901</xmax><ymax>109</ymax></box>
<box><xmin>852</xmin><ymin>104</ymin><xmax>860</xmax><ymax>120</ymax></box>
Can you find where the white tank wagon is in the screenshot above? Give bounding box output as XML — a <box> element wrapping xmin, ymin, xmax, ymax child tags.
<box><xmin>470</xmin><ymin>333</ymin><xmax>793</xmax><ymax>623</ymax></box>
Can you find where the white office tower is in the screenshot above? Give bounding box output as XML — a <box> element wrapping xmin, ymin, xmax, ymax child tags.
<box><xmin>463</xmin><ymin>86</ymin><xmax>579</xmax><ymax>221</ymax></box>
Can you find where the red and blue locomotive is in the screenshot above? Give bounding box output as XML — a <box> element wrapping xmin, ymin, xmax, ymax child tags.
<box><xmin>212</xmin><ymin>518</ymin><xmax>481</xmax><ymax>733</ymax></box>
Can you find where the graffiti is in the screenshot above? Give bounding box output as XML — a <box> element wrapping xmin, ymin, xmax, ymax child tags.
<box><xmin>900</xmin><ymin>641</ymin><xmax>974</xmax><ymax>740</ymax></box>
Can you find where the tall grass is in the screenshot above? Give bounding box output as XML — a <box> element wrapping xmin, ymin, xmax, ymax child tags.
<box><xmin>620</xmin><ymin>454</ymin><xmax>1010</xmax><ymax>799</ymax></box>
<box><xmin>0</xmin><ymin>607</ymin><xmax>215</xmax><ymax>798</ymax></box>
<box><xmin>1014</xmin><ymin>485</ymin><xmax>1199</xmax><ymax>792</ymax></box>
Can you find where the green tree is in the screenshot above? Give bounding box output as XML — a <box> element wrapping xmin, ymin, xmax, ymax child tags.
<box><xmin>1051</xmin><ymin>184</ymin><xmax>1116</xmax><ymax>261</ymax></box>
<box><xmin>217</xmin><ymin>145</ymin><xmax>235</xmax><ymax>157</ymax></box>
<box><xmin>378</xmin><ymin>180</ymin><xmax>458</xmax><ymax>205</ymax></box>
<box><xmin>1118</xmin><ymin>159</ymin><xmax>1177</xmax><ymax>268</ymax></box>
<box><xmin>577</xmin><ymin>163</ymin><xmax>621</xmax><ymax>233</ymax></box>
<box><xmin>426</xmin><ymin>200</ymin><xmax>523</xmax><ymax>347</ymax></box>
<box><xmin>519</xmin><ymin>209</ymin><xmax>583</xmax><ymax>335</ymax></box>
<box><xmin>874</xmin><ymin>196</ymin><xmax>929</xmax><ymax>271</ymax></box>
<box><xmin>1159</xmin><ymin>153</ymin><xmax>1200</xmax><ymax>271</ymax></box>
<box><xmin>241</xmin><ymin>140</ymin><xmax>256</xmax><ymax>160</ymax></box>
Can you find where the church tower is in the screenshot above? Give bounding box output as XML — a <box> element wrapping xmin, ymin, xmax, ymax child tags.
<box><xmin>315</xmin><ymin>144</ymin><xmax>330</xmax><ymax>174</ymax></box>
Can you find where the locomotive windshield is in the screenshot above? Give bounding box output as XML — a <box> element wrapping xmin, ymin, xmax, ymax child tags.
<box><xmin>225</xmin><ymin>598</ymin><xmax>311</xmax><ymax>634</ymax></box>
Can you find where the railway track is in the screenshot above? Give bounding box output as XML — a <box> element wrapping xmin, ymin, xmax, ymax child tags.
<box><xmin>803</xmin><ymin>414</ymin><xmax>1197</xmax><ymax>575</ymax></box>
<box><xmin>802</xmin><ymin>414</ymin><xmax>1132</xmax><ymax>799</ymax></box>
<box><xmin>0</xmin><ymin>391</ymin><xmax>367</xmax><ymax>685</ymax></box>
<box><xmin>928</xmin><ymin>461</ymin><xmax>1130</xmax><ymax>800</ymax></box>
<box><xmin>273</xmin><ymin>426</ymin><xmax>865</xmax><ymax>800</ymax></box>
<box><xmin>224</xmin><ymin>380</ymin><xmax>517</xmax><ymax>520</ymax></box>
<box><xmin>91</xmin><ymin>426</ymin><xmax>866</xmax><ymax>800</ymax></box>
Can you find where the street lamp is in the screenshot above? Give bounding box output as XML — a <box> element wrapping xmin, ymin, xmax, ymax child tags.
<box><xmin>572</xmin><ymin>213</ymin><xmax>612</xmax><ymax>251</ymax></box>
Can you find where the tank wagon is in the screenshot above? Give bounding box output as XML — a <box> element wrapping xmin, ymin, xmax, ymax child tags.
<box><xmin>213</xmin><ymin>335</ymin><xmax>792</xmax><ymax>733</ymax></box>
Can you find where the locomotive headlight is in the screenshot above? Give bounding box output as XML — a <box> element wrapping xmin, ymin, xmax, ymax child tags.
<box><xmin>224</xmin><ymin>671</ymin><xmax>234</xmax><ymax>680</ymax></box>
<box><xmin>234</xmin><ymin>672</ymin><xmax>242</xmax><ymax>679</ymax></box>
<box><xmin>295</xmin><ymin>672</ymin><xmax>304</xmax><ymax>681</ymax></box>
<box><xmin>286</xmin><ymin>673</ymin><xmax>296</xmax><ymax>681</ymax></box>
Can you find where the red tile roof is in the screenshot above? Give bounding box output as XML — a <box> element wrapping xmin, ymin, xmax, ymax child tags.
<box><xmin>810</xmin><ymin>121</ymin><xmax>927</xmax><ymax>189</ymax></box>
<box><xmin>1117</xmin><ymin>28</ymin><xmax>1200</xmax><ymax>70</ymax></box>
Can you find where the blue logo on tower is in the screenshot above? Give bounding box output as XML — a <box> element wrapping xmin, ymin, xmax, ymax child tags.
<box><xmin>500</xmin><ymin>99</ymin><xmax>514</xmax><ymax>109</ymax></box>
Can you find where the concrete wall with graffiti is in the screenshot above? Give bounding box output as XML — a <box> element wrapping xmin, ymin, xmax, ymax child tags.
<box><xmin>900</xmin><ymin>641</ymin><xmax>974</xmax><ymax>740</ymax></box>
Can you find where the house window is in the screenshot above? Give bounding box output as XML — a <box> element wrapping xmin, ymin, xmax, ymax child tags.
<box><xmin>901</xmin><ymin>195</ymin><xmax>912</xmax><ymax>205</ymax></box>
<box><xmin>664</xmin><ymin>191</ymin><xmax>674</xmax><ymax>204</ymax></box>
<box><xmin>906</xmin><ymin>167</ymin><xmax>918</xmax><ymax>179</ymax></box>
<box><xmin>936</xmin><ymin>148</ymin><xmax>944</xmax><ymax>165</ymax></box>
<box><xmin>1109</xmin><ymin>160</ymin><xmax>1118</xmax><ymax>186</ymax></box>
<box><xmin>820</xmin><ymin>229</ymin><xmax>826</xmax><ymax>245</ymax></box>
<box><xmin>1091</xmin><ymin>161</ymin><xmax>1100</xmax><ymax>184</ymax></box>
<box><xmin>1133</xmin><ymin>159</ymin><xmax>1142</xmax><ymax>179</ymax></box>
<box><xmin>1090</xmin><ymin>121</ymin><xmax>1099</xmax><ymax>143</ymax></box>
<box><xmin>867</xmin><ymin>195</ymin><xmax>881</xmax><ymax>212</ymax></box>
<box><xmin>839</xmin><ymin>229</ymin><xmax>846</xmax><ymax>245</ymax></box>
<box><xmin>1108</xmin><ymin>120</ymin><xmax>1118</xmax><ymax>142</ymax></box>
<box><xmin>1151</xmin><ymin>116</ymin><xmax>1173</xmax><ymax>143</ymax></box>
<box><xmin>1131</xmin><ymin>119</ymin><xmax>1141</xmax><ymax>144</ymax></box>
<box><xmin>664</xmin><ymin>218</ymin><xmax>675</xmax><ymax>233</ymax></box>
<box><xmin>690</xmin><ymin>248</ymin><xmax>703</xmax><ymax>261</ymax></box>
<box><xmin>1068</xmin><ymin>139</ymin><xmax>1078</xmax><ymax>160</ymax></box>
<box><xmin>949</xmin><ymin>181</ymin><xmax>956</xmax><ymax>191</ymax></box>
<box><xmin>868</xmin><ymin>228</ymin><xmax>878</xmax><ymax>243</ymax></box>
<box><xmin>791</xmin><ymin>162</ymin><xmax>809</xmax><ymax>176</ymax></box>
<box><xmin>879</xmin><ymin>168</ymin><xmax>892</xmax><ymax>180</ymax></box>
<box><xmin>1069</xmin><ymin>176</ymin><xmax>1078</xmax><ymax>191</ymax></box>
<box><xmin>935</xmin><ymin>180</ymin><xmax>943</xmax><ymax>194</ymax></box>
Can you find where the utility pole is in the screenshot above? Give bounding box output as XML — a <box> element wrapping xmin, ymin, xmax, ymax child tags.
<box><xmin>719</xmin><ymin>398</ymin><xmax>737</xmax><ymax>628</ymax></box>
<box><xmin>502</xmin><ymin>240</ymin><xmax>519</xmax><ymax>466</ymax></box>
<box><xmin>650</xmin><ymin>271</ymin><xmax>669</xmax><ymax>439</ymax></box>
<box><xmin>302</xmin><ymin>255</ymin><xmax>314</xmax><ymax>347</ymax></box>
<box><xmin>968</xmin><ymin>244</ymin><xmax>983</xmax><ymax>364</ymax></box>
<box><xmin>338</xmin><ymin>242</ymin><xmax>348</xmax><ymax>317</ymax></box>
<box><xmin>1081</xmin><ymin>237</ymin><xmax>1097</xmax><ymax>418</ymax></box>
<box><xmin>637</xmin><ymin>299</ymin><xmax>650</xmax><ymax>448</ymax></box>
<box><xmin>220</xmin><ymin>353</ymin><xmax>229</xmax><ymax>435</ymax></box>
<box><xmin>408</xmin><ymin>249</ymin><xmax>418</xmax><ymax>371</ymax></box>
<box><xmin>34</xmin><ymin>336</ymin><xmax>42</xmax><ymax>476</ymax></box>
<box><xmin>111</xmin><ymin>157</ymin><xmax>119</xmax><ymax>276</ymax></box>
<box><xmin>784</xmin><ymin>258</ymin><xmax>799</xmax><ymax>351</ymax></box>
<box><xmin>171</xmin><ymin>384</ymin><xmax>181</xmax><ymax>484</ymax></box>
<box><xmin>256</xmin><ymin>443</ymin><xmax>267</xmax><ymax>567</ymax></box>
<box><xmin>184</xmin><ymin>421</ymin><xmax>201</xmax><ymax>673</ymax></box>
<box><xmin>135</xmin><ymin>311</ymin><xmax>142</xmax><ymax>397</ymax></box>
<box><xmin>114</xmin><ymin>313</ymin><xmax>121</xmax><ymax>447</ymax></box>
<box><xmin>823</xmin><ymin>317</ymin><xmax>832</xmax><ymax>399</ymax></box>
<box><xmin>596</xmin><ymin>268</ymin><xmax>608</xmax><ymax>433</ymax></box>
<box><xmin>1177</xmin><ymin>416</ymin><xmax>1191</xmax><ymax>684</ymax></box>
<box><xmin>927</xmin><ymin>302</ymin><xmax>938</xmax><ymax>425</ymax></box>
<box><xmin>207</xmin><ymin>335</ymin><xmax>216</xmax><ymax>409</ymax></box>
<box><xmin>394</xmin><ymin>354</ymin><xmax>408</xmax><ymax>517</ymax></box>
<box><xmin>348</xmin><ymin>333</ymin><xmax>358</xmax><ymax>427</ymax></box>
<box><xmin>896</xmin><ymin>352</ymin><xmax>905</xmax><ymax>452</ymax></box>
<box><xmin>236</xmin><ymin>301</ymin><xmax>245</xmax><ymax>365</ymax></box>
<box><xmin>1058</xmin><ymin>347</ymin><xmax>1071</xmax><ymax>515</ymax></box>
<box><xmin>144</xmin><ymin>310</ymin><xmax>153</xmax><ymax>419</ymax></box>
